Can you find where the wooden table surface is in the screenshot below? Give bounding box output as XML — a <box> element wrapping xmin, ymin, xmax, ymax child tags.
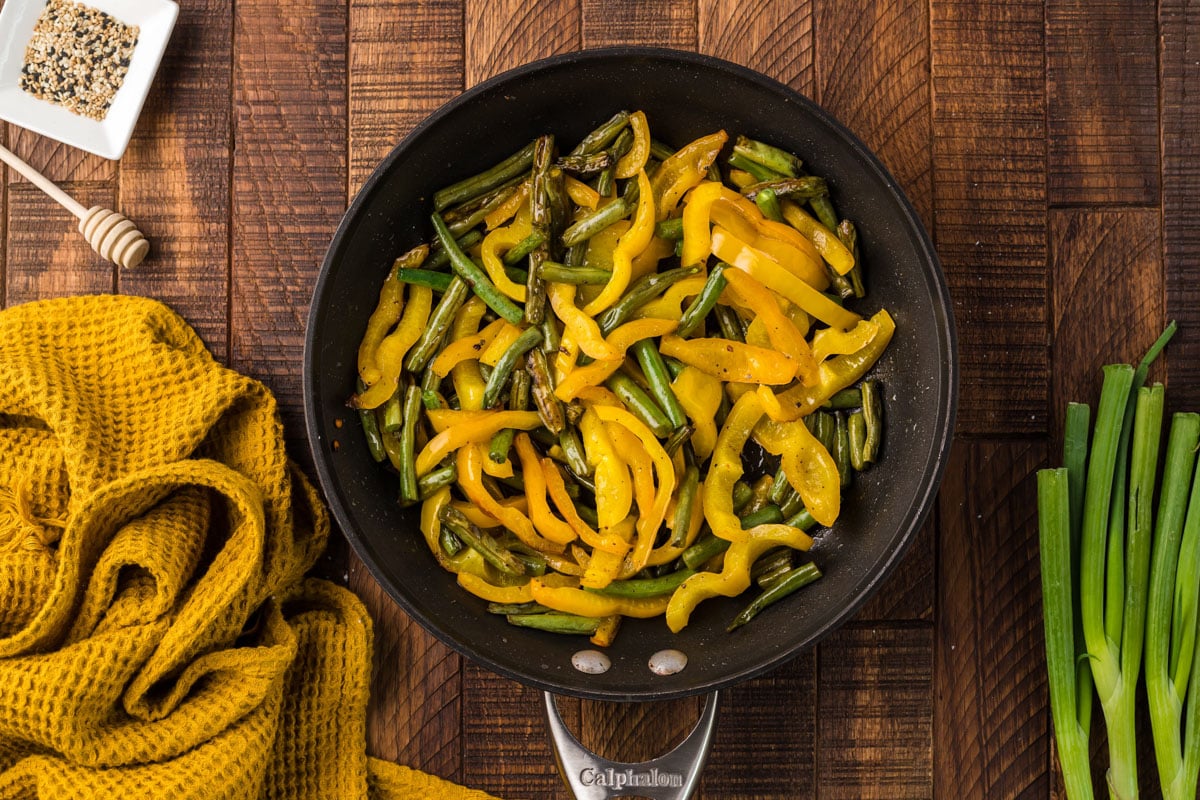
<box><xmin>2</xmin><ymin>0</ymin><xmax>1197</xmax><ymax>797</ymax></box>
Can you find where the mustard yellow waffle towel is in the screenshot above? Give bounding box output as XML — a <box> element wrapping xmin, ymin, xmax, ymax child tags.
<box><xmin>0</xmin><ymin>295</ymin><xmax>497</xmax><ymax>800</ymax></box>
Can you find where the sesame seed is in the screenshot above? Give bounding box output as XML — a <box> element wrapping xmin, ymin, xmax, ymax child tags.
<box><xmin>18</xmin><ymin>0</ymin><xmax>139</xmax><ymax>122</ymax></box>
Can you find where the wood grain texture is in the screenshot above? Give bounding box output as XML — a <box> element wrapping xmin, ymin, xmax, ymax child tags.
<box><xmin>1161</xmin><ymin>0</ymin><xmax>1200</xmax><ymax>413</ymax></box>
<box><xmin>582</xmin><ymin>0</ymin><xmax>696</xmax><ymax>49</ymax></box>
<box><xmin>348</xmin><ymin>0</ymin><xmax>463</xmax><ymax>193</ymax></box>
<box><xmin>464</xmin><ymin>0</ymin><xmax>581</xmax><ymax>87</ymax></box>
<box><xmin>346</xmin><ymin>0</ymin><xmax>466</xmax><ymax>778</ymax></box>
<box><xmin>935</xmin><ymin>440</ymin><xmax>1049</xmax><ymax>799</ymax></box>
<box><xmin>117</xmin><ymin>1</ymin><xmax>231</xmax><ymax>356</ymax></box>
<box><xmin>1046</xmin><ymin>0</ymin><xmax>1159</xmax><ymax>206</ymax></box>
<box><xmin>817</xmin><ymin>626</ymin><xmax>933</xmax><ymax>799</ymax></box>
<box><xmin>576</xmin><ymin>696</ymin><xmax>701</xmax><ymax>763</ymax></box>
<box><xmin>702</xmin><ymin>654</ymin><xmax>817</xmax><ymax>799</ymax></box>
<box><xmin>930</xmin><ymin>0</ymin><xmax>1049</xmax><ymax>437</ymax></box>
<box><xmin>1049</xmin><ymin>209</ymin><xmax>1164</xmax><ymax>432</ymax></box>
<box><xmin>815</xmin><ymin>0</ymin><xmax>934</xmax><ymax>228</ymax></box>
<box><xmin>229</xmin><ymin>1</ymin><xmax>347</xmax><ymax>434</ymax></box>
<box><xmin>697</xmin><ymin>0</ymin><xmax>813</xmax><ymax>94</ymax></box>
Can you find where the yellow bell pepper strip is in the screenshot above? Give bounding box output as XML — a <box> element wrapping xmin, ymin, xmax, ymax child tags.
<box><xmin>429</xmin><ymin>318</ymin><xmax>506</xmax><ymax>378</ymax></box>
<box><xmin>659</xmin><ymin>334</ymin><xmax>799</xmax><ymax>385</ymax></box>
<box><xmin>358</xmin><ymin>246</ymin><xmax>427</xmax><ymax>385</ymax></box>
<box><xmin>670</xmin><ymin>366</ymin><xmax>723</xmax><ymax>460</ymax></box>
<box><xmin>583</xmin><ymin>219</ymin><xmax>628</xmax><ymax>273</ymax></box>
<box><xmin>614</xmin><ymin>110</ymin><xmax>650</xmax><ymax>179</ymax></box>
<box><xmin>457</xmin><ymin>573</ymin><xmax>533</xmax><ymax>604</ymax></box>
<box><xmin>579</xmin><ymin>406</ymin><xmax>633</xmax><ymax>530</ymax></box>
<box><xmin>414</xmin><ymin>410</ymin><xmax>543</xmax><ymax>475</ymax></box>
<box><xmin>779</xmin><ymin>199</ymin><xmax>855</xmax><ymax>275</ymax></box>
<box><xmin>710</xmin><ymin>187</ymin><xmax>826</xmax><ymax>272</ymax></box>
<box><xmin>450</xmin><ymin>501</ymin><xmax>503</xmax><ymax>528</ymax></box>
<box><xmin>583</xmin><ymin>170</ymin><xmax>655</xmax><ymax>315</ymax></box>
<box><xmin>634</xmin><ymin>275</ymin><xmax>707</xmax><ymax>321</ymax></box>
<box><xmin>542</xmin><ymin>458</ymin><xmax>630</xmax><ymax>555</ymax></box>
<box><xmin>680</xmin><ymin>180</ymin><xmax>725</xmax><ymax>267</ymax></box>
<box><xmin>548</xmin><ymin>283</ymin><xmax>620</xmax><ymax>361</ymax></box>
<box><xmin>591</xmin><ymin>404</ymin><xmax>676</xmax><ymax>578</ymax></box>
<box><xmin>606</xmin><ymin>423</ymin><xmax>656</xmax><ymax>520</ymax></box>
<box><xmin>629</xmin><ymin>235</ymin><xmax>675</xmax><ymax>283</ymax></box>
<box><xmin>424</xmin><ymin>408</ymin><xmax>495</xmax><ymax>434</ymax></box>
<box><xmin>480</xmin><ymin>452</ymin><xmax>514</xmax><ymax>479</ymax></box>
<box><xmin>514</xmin><ymin>433</ymin><xmax>578</xmax><ymax>546</ymax></box>
<box><xmin>531</xmin><ymin>578</ymin><xmax>672</xmax><ymax>619</ymax></box>
<box><xmin>648</xmin><ymin>479</ymin><xmax>706</xmax><ymax>567</ymax></box>
<box><xmin>665</xmin><ymin>525</ymin><xmax>813</xmax><ymax>632</ymax></box>
<box><xmin>753</xmin><ymin>415</ymin><xmax>841</xmax><ymax>527</ymax></box>
<box><xmin>722</xmin><ymin>267</ymin><xmax>819</xmax><ymax>385</ymax></box>
<box><xmin>652</xmin><ymin>132</ymin><xmax>728</xmax><ymax>221</ymax></box>
<box><xmin>581</xmin><ymin>517</ymin><xmax>636</xmax><ymax>589</ymax></box>
<box><xmin>554</xmin><ymin>329</ymin><xmax>580</xmax><ymax>382</ymax></box>
<box><xmin>553</xmin><ymin>318</ymin><xmax>678</xmax><ymax>402</ymax></box>
<box><xmin>542</xmin><ymin>550</ymin><xmax>586</xmax><ymax>577</ymax></box>
<box><xmin>727</xmin><ymin>168</ymin><xmax>756</xmax><ymax>190</ymax></box>
<box><xmin>457</xmin><ymin>444</ymin><xmax>565</xmax><ymax>553</ymax></box>
<box><xmin>711</xmin><ymin>226</ymin><xmax>860</xmax><ymax>331</ymax></box>
<box><xmin>351</xmin><ymin>284</ymin><xmax>434</xmax><ymax>409</ymax></box>
<box><xmin>449</xmin><ymin>297</ymin><xmax>489</xmax><ymax>411</ymax></box>
<box><xmin>761</xmin><ymin>309</ymin><xmax>896</xmax><ymax>422</ymax></box>
<box><xmin>565</xmin><ymin>175</ymin><xmax>600</xmax><ymax>209</ymax></box>
<box><xmin>480</xmin><ymin>218</ymin><xmax>531</xmax><ymax>302</ymax></box>
<box><xmin>419</xmin><ymin>486</ymin><xmax>489</xmax><ymax>578</ymax></box>
<box><xmin>483</xmin><ymin>179</ymin><xmax>531</xmax><ymax>230</ymax></box>
<box><xmin>590</xmin><ymin>615</ymin><xmax>622</xmax><ymax>648</ymax></box>
<box><xmin>744</xmin><ymin>316</ymin><xmax>772</xmax><ymax>350</ymax></box>
<box><xmin>479</xmin><ymin>321</ymin><xmax>527</xmax><ymax>366</ymax></box>
<box><xmin>810</xmin><ymin>317</ymin><xmax>880</xmax><ymax>362</ymax></box>
<box><xmin>711</xmin><ymin>206</ymin><xmax>827</xmax><ymax>290</ymax></box>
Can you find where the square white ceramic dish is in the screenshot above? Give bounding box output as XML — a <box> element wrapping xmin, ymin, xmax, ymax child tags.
<box><xmin>0</xmin><ymin>0</ymin><xmax>178</xmax><ymax>160</ymax></box>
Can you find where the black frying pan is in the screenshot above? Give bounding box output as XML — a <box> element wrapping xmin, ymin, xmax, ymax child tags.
<box><xmin>303</xmin><ymin>47</ymin><xmax>957</xmax><ymax>704</ymax></box>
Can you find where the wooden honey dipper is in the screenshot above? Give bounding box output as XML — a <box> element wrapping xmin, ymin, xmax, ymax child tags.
<box><xmin>0</xmin><ymin>144</ymin><xmax>150</xmax><ymax>269</ymax></box>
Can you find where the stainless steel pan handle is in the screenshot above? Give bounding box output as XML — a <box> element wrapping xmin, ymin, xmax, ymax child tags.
<box><xmin>542</xmin><ymin>691</ymin><xmax>720</xmax><ymax>800</ymax></box>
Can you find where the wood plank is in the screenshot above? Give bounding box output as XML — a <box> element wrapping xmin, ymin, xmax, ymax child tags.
<box><xmin>575</xmin><ymin>696</ymin><xmax>701</xmax><ymax>764</ymax></box>
<box><xmin>1049</xmin><ymin>208</ymin><xmax>1164</xmax><ymax>435</ymax></box>
<box><xmin>702</xmin><ymin>654</ymin><xmax>817</xmax><ymax>799</ymax></box>
<box><xmin>464</xmin><ymin>0</ymin><xmax>581</xmax><ymax>88</ymax></box>
<box><xmin>935</xmin><ymin>440</ymin><xmax>1049</xmax><ymax>799</ymax></box>
<box><xmin>4</xmin><ymin>128</ymin><xmax>115</xmax><ymax>305</ymax></box>
<box><xmin>348</xmin><ymin>0</ymin><xmax>463</xmax><ymax>194</ymax></box>
<box><xmin>1045</xmin><ymin>0</ymin><xmax>1159</xmax><ymax>206</ymax></box>
<box><xmin>697</xmin><ymin>0</ymin><xmax>813</xmax><ymax>94</ymax></box>
<box><xmin>818</xmin><ymin>626</ymin><xmax>932</xmax><ymax>799</ymax></box>
<box><xmin>116</xmin><ymin>0</ymin><xmax>231</xmax><ymax>357</ymax></box>
<box><xmin>1161</xmin><ymin>0</ymin><xmax>1200</xmax><ymax>414</ymax></box>
<box><xmin>347</xmin><ymin>0</ymin><xmax>466</xmax><ymax>780</ymax></box>
<box><xmin>229</xmin><ymin>0</ymin><xmax>347</xmax><ymax>436</ymax></box>
<box><xmin>814</xmin><ymin>0</ymin><xmax>934</xmax><ymax>228</ymax></box>
<box><xmin>930</xmin><ymin>0</ymin><xmax>1049</xmax><ymax>437</ymax></box>
<box><xmin>582</xmin><ymin>0</ymin><xmax>696</xmax><ymax>49</ymax></box>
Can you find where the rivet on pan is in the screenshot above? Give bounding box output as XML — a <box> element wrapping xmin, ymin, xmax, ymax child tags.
<box><xmin>571</xmin><ymin>650</ymin><xmax>611</xmax><ymax>674</ymax></box>
<box><xmin>648</xmin><ymin>649</ymin><xmax>687</xmax><ymax>676</ymax></box>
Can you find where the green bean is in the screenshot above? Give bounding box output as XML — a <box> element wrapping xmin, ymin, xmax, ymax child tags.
<box><xmin>786</xmin><ymin>507</ymin><xmax>818</xmax><ymax>531</ymax></box>
<box><xmin>860</xmin><ymin>379</ymin><xmax>882</xmax><ymax>465</ymax></box>
<box><xmin>431</xmin><ymin>212</ymin><xmax>524</xmax><ymax>325</ymax></box>
<box><xmin>649</xmin><ymin>139</ymin><xmax>677</xmax><ymax>161</ymax></box>
<box><xmin>438</xmin><ymin>506</ymin><xmax>526</xmax><ymax>577</ymax></box>
<box><xmin>381</xmin><ymin>390</ymin><xmax>404</xmax><ymax>432</ymax></box>
<box><xmin>575</xmin><ymin>502</ymin><xmax>600</xmax><ymax>528</ymax></box>
<box><xmin>489</xmin><ymin>369</ymin><xmax>530</xmax><ymax>463</ymax></box>
<box><xmin>443</xmin><ymin>176</ymin><xmax>523</xmax><ymax>231</ymax></box>
<box><xmin>768</xmin><ymin>465</ymin><xmax>792</xmax><ymax>506</ymax></box>
<box><xmin>834</xmin><ymin>411</ymin><xmax>852</xmax><ymax>488</ymax></box>
<box><xmin>714</xmin><ymin>304</ymin><xmax>746</xmax><ymax>342</ymax></box>
<box><xmin>592</xmin><ymin>568</ymin><xmax>696</xmax><ymax>598</ymax></box>
<box><xmin>631</xmin><ymin>339</ymin><xmax>688</xmax><ymax>430</ymax></box>
<box><xmin>505</xmin><ymin>265</ymin><xmax>529</xmax><ymax>284</ymax></box>
<box><xmin>754</xmin><ymin>187</ymin><xmax>784</xmax><ymax>222</ymax></box>
<box><xmin>537</xmin><ymin>262</ymin><xmax>614</xmax><ymax>285</ymax></box>
<box><xmin>557</xmin><ymin>152</ymin><xmax>613</xmax><ymax>176</ymax></box>
<box><xmin>740</xmin><ymin>504</ymin><xmax>784</xmax><ymax>528</ymax></box>
<box><xmin>391</xmin><ymin>242</ymin><xmax>430</xmax><ymax>271</ymax></box>
<box><xmin>540</xmin><ymin>315</ymin><xmax>561</xmax><ymax>355</ymax></box>
<box><xmin>564</xmin><ymin>400</ymin><xmax>585</xmax><ymax>426</ymax></box>
<box><xmin>809</xmin><ymin>411</ymin><xmax>836</xmax><ymax>455</ymax></box>
<box><xmin>663</xmin><ymin>424</ymin><xmax>694</xmax><ymax>457</ymax></box>
<box><xmin>743</xmin><ymin>176</ymin><xmax>829</xmax><ymax>201</ymax></box>
<box><xmin>751</xmin><ymin>547</ymin><xmax>795</xmax><ymax>588</ymax></box>
<box><xmin>824</xmin><ymin>388</ymin><xmax>862</xmax><ymax>410</ymax></box>
<box><xmin>596</xmin><ymin>266</ymin><xmax>700</xmax><ymax>335</ymax></box>
<box><xmin>570</xmin><ymin>111</ymin><xmax>630</xmax><ymax>156</ymax></box>
<box><xmin>425</xmin><ymin>229</ymin><xmax>483</xmax><ymax>271</ymax></box>
<box><xmin>732</xmin><ymin>480</ymin><xmax>754</xmax><ymax>513</ymax></box>
<box><xmin>507</xmin><ymin>613</ymin><xmax>600</xmax><ymax>635</ymax></box>
<box><xmin>728</xmin><ymin>152</ymin><xmax>784</xmax><ymax>183</ymax></box>
<box><xmin>682</xmin><ymin>534</ymin><xmax>729</xmax><ymax>569</ymax></box>
<box><xmin>434</xmin><ymin>140</ymin><xmax>536</xmax><ymax>211</ymax></box>
<box><xmin>508</xmin><ymin>548</ymin><xmax>548</xmax><ymax>577</ymax></box>
<box><xmin>418</xmin><ymin>462</ymin><xmax>457</xmax><ymax>499</ymax></box>
<box><xmin>487</xmin><ymin>601</ymin><xmax>553</xmax><ymax>615</ymax></box>
<box><xmin>483</xmin><ymin>327</ymin><xmax>543</xmax><ymax>408</ymax></box>
<box><xmin>526</xmin><ymin>348</ymin><xmax>567</xmax><ymax>435</ymax></box>
<box><xmin>604</xmin><ymin>371</ymin><xmax>673</xmax><ymax>438</ymax></box>
<box><xmin>558</xmin><ymin>427</ymin><xmax>591</xmax><ymax>478</ymax></box>
<box><xmin>836</xmin><ymin>220</ymin><xmax>866</xmax><ymax>298</ymax></box>
<box><xmin>824</xmin><ymin>263</ymin><xmax>856</xmax><ymax>300</ymax></box>
<box><xmin>357</xmin><ymin>393</ymin><xmax>387</xmax><ymax>463</ymax></box>
<box><xmin>397</xmin><ymin>384</ymin><xmax>424</xmax><ymax>504</ymax></box>
<box><xmin>439</xmin><ymin>525</ymin><xmax>462</xmax><ymax>557</ymax></box>
<box><xmin>596</xmin><ymin>128</ymin><xmax>634</xmax><ymax>197</ymax></box>
<box><xmin>809</xmin><ymin>194</ymin><xmax>839</xmax><ymax>232</ymax></box>
<box><xmin>727</xmin><ymin>563</ymin><xmax>823</xmax><ymax>631</ymax></box>
<box><xmin>780</xmin><ymin>490</ymin><xmax>806</xmax><ymax>519</ymax></box>
<box><xmin>562</xmin><ymin>179</ymin><xmax>638</xmax><ymax>247</ymax></box>
<box><xmin>670</xmin><ymin>460</ymin><xmax>700</xmax><ymax>547</ymax></box>
<box><xmin>676</xmin><ymin>264</ymin><xmax>728</xmax><ymax>338</ymax></box>
<box><xmin>492</xmin><ymin>471</ymin><xmax>526</xmax><ymax>494</ymax></box>
<box><xmin>662</xmin><ymin>355</ymin><xmax>685</xmax><ymax>380</ymax></box>
<box><xmin>404</xmin><ymin>276</ymin><xmax>469</xmax><ymax>372</ymax></box>
<box><xmin>848</xmin><ymin>411</ymin><xmax>867</xmax><ymax>471</ymax></box>
<box><xmin>733</xmin><ymin>135</ymin><xmax>804</xmax><ymax>178</ymax></box>
<box><xmin>526</xmin><ymin>136</ymin><xmax>555</xmax><ymax>325</ymax></box>
<box><xmin>395</xmin><ymin>268</ymin><xmax>454</xmax><ymax>293</ymax></box>
<box><xmin>503</xmin><ymin>231</ymin><xmax>546</xmax><ymax>266</ymax></box>
<box><xmin>655</xmin><ymin>217</ymin><xmax>684</xmax><ymax>240</ymax></box>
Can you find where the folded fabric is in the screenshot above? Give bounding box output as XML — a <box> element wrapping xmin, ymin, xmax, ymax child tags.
<box><xmin>0</xmin><ymin>295</ymin><xmax>497</xmax><ymax>800</ymax></box>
